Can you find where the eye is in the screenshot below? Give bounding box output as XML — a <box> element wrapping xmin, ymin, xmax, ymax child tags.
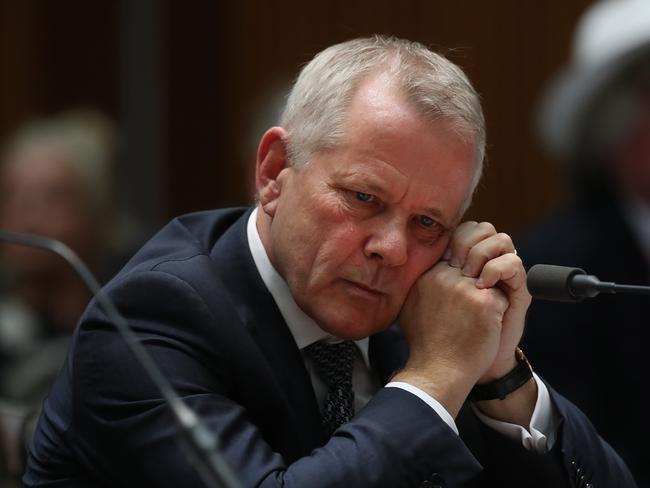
<box><xmin>355</xmin><ymin>191</ymin><xmax>374</xmax><ymax>202</ymax></box>
<box><xmin>412</xmin><ymin>214</ymin><xmax>447</xmax><ymax>245</ymax></box>
<box><xmin>417</xmin><ymin>215</ymin><xmax>435</xmax><ymax>227</ymax></box>
<box><xmin>342</xmin><ymin>189</ymin><xmax>382</xmax><ymax>215</ymax></box>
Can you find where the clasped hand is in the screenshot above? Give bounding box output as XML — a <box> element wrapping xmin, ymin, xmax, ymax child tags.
<box><xmin>393</xmin><ymin>221</ymin><xmax>532</xmax><ymax>418</ymax></box>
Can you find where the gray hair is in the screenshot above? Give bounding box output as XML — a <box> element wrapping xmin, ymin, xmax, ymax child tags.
<box><xmin>280</xmin><ymin>35</ymin><xmax>485</xmax><ymax>211</ymax></box>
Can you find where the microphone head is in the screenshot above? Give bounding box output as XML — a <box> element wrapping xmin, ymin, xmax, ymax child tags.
<box><xmin>526</xmin><ymin>264</ymin><xmax>586</xmax><ymax>302</ymax></box>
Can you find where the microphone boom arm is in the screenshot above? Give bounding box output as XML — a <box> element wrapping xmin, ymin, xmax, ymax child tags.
<box><xmin>0</xmin><ymin>230</ymin><xmax>241</xmax><ymax>488</ymax></box>
<box><xmin>527</xmin><ymin>263</ymin><xmax>650</xmax><ymax>302</ymax></box>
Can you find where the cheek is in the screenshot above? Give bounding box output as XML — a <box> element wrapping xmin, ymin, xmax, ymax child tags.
<box><xmin>305</xmin><ymin>192</ymin><xmax>363</xmax><ymax>251</ymax></box>
<box><xmin>307</xmin><ymin>222</ymin><xmax>366</xmax><ymax>277</ymax></box>
<box><xmin>273</xmin><ymin>198</ymin><xmax>359</xmax><ymax>281</ymax></box>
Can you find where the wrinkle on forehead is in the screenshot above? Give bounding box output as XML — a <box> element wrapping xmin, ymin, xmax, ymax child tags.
<box><xmin>319</xmin><ymin>72</ymin><xmax>475</xmax><ymax>227</ymax></box>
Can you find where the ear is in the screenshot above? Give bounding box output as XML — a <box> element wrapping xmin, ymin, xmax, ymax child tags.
<box><xmin>256</xmin><ymin>127</ymin><xmax>290</xmax><ymax>217</ymax></box>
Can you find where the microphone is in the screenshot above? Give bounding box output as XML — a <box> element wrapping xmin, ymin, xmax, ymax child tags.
<box><xmin>527</xmin><ymin>264</ymin><xmax>650</xmax><ymax>302</ymax></box>
<box><xmin>0</xmin><ymin>230</ymin><xmax>241</xmax><ymax>488</ymax></box>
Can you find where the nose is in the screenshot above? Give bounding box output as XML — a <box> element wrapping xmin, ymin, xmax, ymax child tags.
<box><xmin>363</xmin><ymin>219</ymin><xmax>408</xmax><ymax>266</ymax></box>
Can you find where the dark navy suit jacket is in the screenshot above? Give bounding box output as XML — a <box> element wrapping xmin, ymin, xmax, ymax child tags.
<box><xmin>519</xmin><ymin>192</ymin><xmax>649</xmax><ymax>487</ymax></box>
<box><xmin>24</xmin><ymin>208</ymin><xmax>635</xmax><ymax>487</ymax></box>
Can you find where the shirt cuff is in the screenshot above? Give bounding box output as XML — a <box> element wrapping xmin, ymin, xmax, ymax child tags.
<box><xmin>385</xmin><ymin>381</ymin><xmax>459</xmax><ymax>435</ymax></box>
<box><xmin>471</xmin><ymin>372</ymin><xmax>559</xmax><ymax>453</ymax></box>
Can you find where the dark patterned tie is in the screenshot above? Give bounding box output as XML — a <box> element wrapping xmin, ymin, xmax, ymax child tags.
<box><xmin>305</xmin><ymin>340</ymin><xmax>357</xmax><ymax>434</ymax></box>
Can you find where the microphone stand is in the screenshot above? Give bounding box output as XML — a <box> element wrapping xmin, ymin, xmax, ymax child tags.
<box><xmin>0</xmin><ymin>230</ymin><xmax>242</xmax><ymax>488</ymax></box>
<box><xmin>571</xmin><ymin>274</ymin><xmax>650</xmax><ymax>297</ymax></box>
<box><xmin>527</xmin><ymin>263</ymin><xmax>650</xmax><ymax>302</ymax></box>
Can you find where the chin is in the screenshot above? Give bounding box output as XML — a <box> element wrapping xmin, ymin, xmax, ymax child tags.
<box><xmin>315</xmin><ymin>309</ymin><xmax>392</xmax><ymax>341</ymax></box>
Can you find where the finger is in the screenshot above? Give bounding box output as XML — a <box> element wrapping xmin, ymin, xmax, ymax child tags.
<box><xmin>475</xmin><ymin>253</ymin><xmax>527</xmax><ymax>292</ymax></box>
<box><xmin>486</xmin><ymin>286</ymin><xmax>510</xmax><ymax>316</ymax></box>
<box><xmin>425</xmin><ymin>261</ymin><xmax>510</xmax><ymax>315</ymax></box>
<box><xmin>476</xmin><ymin>255</ymin><xmax>531</xmax><ymax>357</ymax></box>
<box><xmin>462</xmin><ymin>232</ymin><xmax>515</xmax><ymax>278</ymax></box>
<box><xmin>447</xmin><ymin>221</ymin><xmax>496</xmax><ymax>268</ymax></box>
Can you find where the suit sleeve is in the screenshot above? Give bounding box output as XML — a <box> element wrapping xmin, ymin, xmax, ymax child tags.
<box><xmin>550</xmin><ymin>386</ymin><xmax>638</xmax><ymax>487</ymax></box>
<box><xmin>460</xmin><ymin>381</ymin><xmax>638</xmax><ymax>488</ymax></box>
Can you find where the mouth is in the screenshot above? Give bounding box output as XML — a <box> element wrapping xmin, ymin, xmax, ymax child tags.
<box><xmin>341</xmin><ymin>279</ymin><xmax>385</xmax><ymax>300</ymax></box>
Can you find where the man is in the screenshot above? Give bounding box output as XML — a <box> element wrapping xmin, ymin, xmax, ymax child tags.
<box><xmin>25</xmin><ymin>36</ymin><xmax>633</xmax><ymax>487</ymax></box>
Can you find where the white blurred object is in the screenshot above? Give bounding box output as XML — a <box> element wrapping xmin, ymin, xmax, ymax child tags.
<box><xmin>538</xmin><ymin>0</ymin><xmax>650</xmax><ymax>160</ymax></box>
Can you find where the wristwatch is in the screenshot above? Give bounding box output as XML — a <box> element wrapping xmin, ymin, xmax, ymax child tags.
<box><xmin>468</xmin><ymin>347</ymin><xmax>533</xmax><ymax>402</ymax></box>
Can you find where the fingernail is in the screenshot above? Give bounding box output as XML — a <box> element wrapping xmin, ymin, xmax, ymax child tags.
<box><xmin>462</xmin><ymin>266</ymin><xmax>473</xmax><ymax>277</ymax></box>
<box><xmin>449</xmin><ymin>258</ymin><xmax>461</xmax><ymax>268</ymax></box>
<box><xmin>475</xmin><ymin>277</ymin><xmax>485</xmax><ymax>288</ymax></box>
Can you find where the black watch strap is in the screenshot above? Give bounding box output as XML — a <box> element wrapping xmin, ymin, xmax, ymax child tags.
<box><xmin>468</xmin><ymin>348</ymin><xmax>533</xmax><ymax>402</ymax></box>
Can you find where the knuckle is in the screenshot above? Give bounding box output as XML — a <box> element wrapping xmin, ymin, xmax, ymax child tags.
<box><xmin>466</xmin><ymin>288</ymin><xmax>487</xmax><ymax>308</ymax></box>
<box><xmin>422</xmin><ymin>263</ymin><xmax>452</xmax><ymax>287</ymax></box>
<box><xmin>458</xmin><ymin>220</ymin><xmax>478</xmax><ymax>230</ymax></box>
<box><xmin>478</xmin><ymin>221</ymin><xmax>496</xmax><ymax>235</ymax></box>
<box><xmin>472</xmin><ymin>245</ymin><xmax>492</xmax><ymax>261</ymax></box>
<box><xmin>484</xmin><ymin>288</ymin><xmax>508</xmax><ymax>313</ymax></box>
<box><xmin>501</xmin><ymin>252</ymin><xmax>524</xmax><ymax>272</ymax></box>
<box><xmin>429</xmin><ymin>260</ymin><xmax>450</xmax><ymax>276</ymax></box>
<box><xmin>495</xmin><ymin>232</ymin><xmax>512</xmax><ymax>245</ymax></box>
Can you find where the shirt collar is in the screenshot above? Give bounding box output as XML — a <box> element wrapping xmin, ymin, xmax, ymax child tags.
<box><xmin>247</xmin><ymin>207</ymin><xmax>370</xmax><ymax>365</ymax></box>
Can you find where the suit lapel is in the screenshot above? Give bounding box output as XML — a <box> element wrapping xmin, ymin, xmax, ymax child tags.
<box><xmin>209</xmin><ymin>210</ymin><xmax>327</xmax><ymax>455</ymax></box>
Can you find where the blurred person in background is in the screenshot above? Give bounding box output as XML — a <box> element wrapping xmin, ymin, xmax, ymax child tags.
<box><xmin>0</xmin><ymin>109</ymin><xmax>136</xmax><ymax>483</ymax></box>
<box><xmin>518</xmin><ymin>0</ymin><xmax>650</xmax><ymax>485</ymax></box>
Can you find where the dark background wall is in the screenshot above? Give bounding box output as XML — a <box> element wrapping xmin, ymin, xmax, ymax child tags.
<box><xmin>0</xmin><ymin>0</ymin><xmax>593</xmax><ymax>237</ymax></box>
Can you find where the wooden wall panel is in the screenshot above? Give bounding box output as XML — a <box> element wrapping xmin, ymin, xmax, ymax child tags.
<box><xmin>0</xmin><ymin>0</ymin><xmax>594</xmax><ymax>234</ymax></box>
<box><xmin>0</xmin><ymin>2</ymin><xmax>41</xmax><ymax>137</ymax></box>
<box><xmin>202</xmin><ymin>0</ymin><xmax>593</xmax><ymax>232</ymax></box>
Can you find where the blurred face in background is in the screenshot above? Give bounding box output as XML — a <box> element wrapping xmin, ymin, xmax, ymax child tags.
<box><xmin>0</xmin><ymin>146</ymin><xmax>98</xmax><ymax>277</ymax></box>
<box><xmin>612</xmin><ymin>87</ymin><xmax>650</xmax><ymax>203</ymax></box>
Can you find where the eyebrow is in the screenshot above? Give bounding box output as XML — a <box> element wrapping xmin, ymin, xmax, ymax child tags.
<box><xmin>335</xmin><ymin>171</ymin><xmax>388</xmax><ymax>195</ymax></box>
<box><xmin>423</xmin><ymin>207</ymin><xmax>445</xmax><ymax>220</ymax></box>
<box><xmin>336</xmin><ymin>171</ymin><xmax>452</xmax><ymax>228</ymax></box>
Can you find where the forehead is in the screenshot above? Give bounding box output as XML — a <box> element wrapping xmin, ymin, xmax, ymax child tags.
<box><xmin>3</xmin><ymin>147</ymin><xmax>76</xmax><ymax>182</ymax></box>
<box><xmin>323</xmin><ymin>74</ymin><xmax>476</xmax><ymax>224</ymax></box>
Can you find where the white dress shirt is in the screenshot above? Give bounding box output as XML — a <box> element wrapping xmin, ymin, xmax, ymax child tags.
<box><xmin>247</xmin><ymin>207</ymin><xmax>558</xmax><ymax>452</ymax></box>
